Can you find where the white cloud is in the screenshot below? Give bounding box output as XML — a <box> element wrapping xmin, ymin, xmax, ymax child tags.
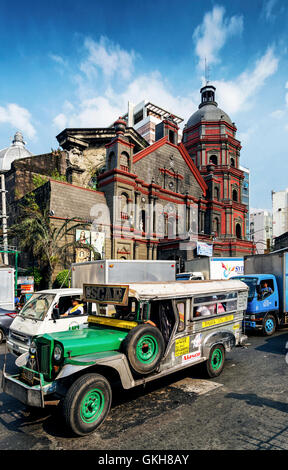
<box><xmin>262</xmin><ymin>0</ymin><xmax>278</xmax><ymax>21</ymax></box>
<box><xmin>53</xmin><ymin>73</ymin><xmax>197</xmax><ymax>131</ymax></box>
<box><xmin>270</xmin><ymin>109</ymin><xmax>285</xmax><ymax>118</ymax></box>
<box><xmin>80</xmin><ymin>36</ymin><xmax>136</xmax><ymax>81</ymax></box>
<box><xmin>0</xmin><ymin>103</ymin><xmax>36</xmax><ymax>139</ymax></box>
<box><xmin>193</xmin><ymin>5</ymin><xmax>243</xmax><ymax>70</ymax></box>
<box><xmin>52</xmin><ymin>36</ymin><xmax>278</xmax><ymax>135</ymax></box>
<box><xmin>49</xmin><ymin>53</ymin><xmax>68</xmax><ymax>67</ymax></box>
<box><xmin>213</xmin><ymin>47</ymin><xmax>279</xmax><ymax>114</ymax></box>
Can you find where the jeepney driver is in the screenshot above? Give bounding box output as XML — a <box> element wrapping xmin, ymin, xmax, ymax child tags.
<box><xmin>61</xmin><ymin>298</ymin><xmax>84</xmax><ymax>317</ymax></box>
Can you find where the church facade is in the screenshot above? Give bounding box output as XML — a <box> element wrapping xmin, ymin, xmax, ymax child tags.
<box><xmin>4</xmin><ymin>84</ymin><xmax>254</xmax><ymax>277</ymax></box>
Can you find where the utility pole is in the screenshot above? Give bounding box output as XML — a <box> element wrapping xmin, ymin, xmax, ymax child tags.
<box><xmin>0</xmin><ymin>173</ymin><xmax>9</xmax><ymax>265</ymax></box>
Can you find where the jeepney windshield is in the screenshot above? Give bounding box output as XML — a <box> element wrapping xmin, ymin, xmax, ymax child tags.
<box><xmin>19</xmin><ymin>293</ymin><xmax>55</xmax><ymax>321</ymax></box>
<box><xmin>88</xmin><ymin>297</ymin><xmax>140</xmax><ymax>321</ymax></box>
<box><xmin>233</xmin><ymin>276</ymin><xmax>258</xmax><ymax>302</ymax></box>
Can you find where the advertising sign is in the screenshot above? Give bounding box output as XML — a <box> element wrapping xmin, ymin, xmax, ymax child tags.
<box><xmin>196</xmin><ymin>241</ymin><xmax>213</xmax><ymax>257</ymax></box>
<box><xmin>17</xmin><ymin>276</ymin><xmax>34</xmax><ymax>293</ymax></box>
<box><xmin>210</xmin><ymin>258</ymin><xmax>244</xmax><ymax>280</ymax></box>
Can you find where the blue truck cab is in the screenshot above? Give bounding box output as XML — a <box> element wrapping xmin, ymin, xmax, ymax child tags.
<box><xmin>233</xmin><ymin>274</ymin><xmax>279</xmax><ymax>335</ymax></box>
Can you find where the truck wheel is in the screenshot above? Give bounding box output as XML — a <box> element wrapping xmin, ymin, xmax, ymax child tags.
<box><xmin>0</xmin><ymin>329</ymin><xmax>4</xmax><ymax>344</ymax></box>
<box><xmin>62</xmin><ymin>373</ymin><xmax>112</xmax><ymax>436</ymax></box>
<box><xmin>263</xmin><ymin>315</ymin><xmax>276</xmax><ymax>336</ymax></box>
<box><xmin>204</xmin><ymin>344</ymin><xmax>225</xmax><ymax>378</ymax></box>
<box><xmin>122</xmin><ymin>324</ymin><xmax>165</xmax><ymax>377</ymax></box>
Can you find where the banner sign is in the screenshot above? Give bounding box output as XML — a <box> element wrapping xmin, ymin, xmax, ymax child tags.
<box><xmin>196</xmin><ymin>242</ymin><xmax>213</xmax><ymax>257</ymax></box>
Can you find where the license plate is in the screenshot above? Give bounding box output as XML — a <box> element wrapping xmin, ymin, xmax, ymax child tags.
<box><xmin>20</xmin><ymin>368</ymin><xmax>36</xmax><ymax>386</ymax></box>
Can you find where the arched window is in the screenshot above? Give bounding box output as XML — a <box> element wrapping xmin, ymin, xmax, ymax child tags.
<box><xmin>108</xmin><ymin>152</ymin><xmax>115</xmax><ymax>170</ymax></box>
<box><xmin>232</xmin><ymin>189</ymin><xmax>238</xmax><ymax>202</ymax></box>
<box><xmin>236</xmin><ymin>223</ymin><xmax>242</xmax><ymax>239</ymax></box>
<box><xmin>213</xmin><ymin>217</ymin><xmax>220</xmax><ymax>236</ymax></box>
<box><xmin>231</xmin><ymin>158</ymin><xmax>235</xmax><ymax>167</ymax></box>
<box><xmin>120</xmin><ymin>152</ymin><xmax>129</xmax><ymax>172</ymax></box>
<box><xmin>169</xmin><ymin>130</ymin><xmax>175</xmax><ymax>144</ymax></box>
<box><xmin>140</xmin><ymin>210</ymin><xmax>146</xmax><ymax>232</ymax></box>
<box><xmin>209</xmin><ymin>155</ymin><xmax>218</xmax><ymax>165</ymax></box>
<box><xmin>215</xmin><ymin>187</ymin><xmax>220</xmax><ymax>200</ymax></box>
<box><xmin>120</xmin><ymin>193</ymin><xmax>129</xmax><ymax>220</ymax></box>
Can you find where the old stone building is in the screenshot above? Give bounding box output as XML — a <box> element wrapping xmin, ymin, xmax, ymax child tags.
<box><xmin>3</xmin><ymin>83</ymin><xmax>254</xmax><ymax>279</ymax></box>
<box><xmin>182</xmin><ymin>84</ymin><xmax>254</xmax><ymax>257</ymax></box>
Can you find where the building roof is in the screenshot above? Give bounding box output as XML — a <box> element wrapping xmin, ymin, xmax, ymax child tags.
<box><xmin>186</xmin><ymin>103</ymin><xmax>232</xmax><ymax>128</ymax></box>
<box><xmin>0</xmin><ymin>132</ymin><xmax>33</xmax><ymax>171</ymax></box>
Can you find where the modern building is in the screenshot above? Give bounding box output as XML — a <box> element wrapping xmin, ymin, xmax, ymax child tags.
<box><xmin>122</xmin><ymin>101</ymin><xmax>183</xmax><ymax>144</ymax></box>
<box><xmin>249</xmin><ymin>209</ymin><xmax>273</xmax><ymax>254</ymax></box>
<box><xmin>272</xmin><ymin>188</ymin><xmax>288</xmax><ymax>239</ymax></box>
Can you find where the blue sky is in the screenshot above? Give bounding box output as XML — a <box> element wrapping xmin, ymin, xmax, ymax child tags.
<box><xmin>0</xmin><ymin>0</ymin><xmax>288</xmax><ymax>209</ymax></box>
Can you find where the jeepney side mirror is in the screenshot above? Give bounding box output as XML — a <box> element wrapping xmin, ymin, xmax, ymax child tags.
<box><xmin>52</xmin><ymin>308</ymin><xmax>60</xmax><ymax>321</ymax></box>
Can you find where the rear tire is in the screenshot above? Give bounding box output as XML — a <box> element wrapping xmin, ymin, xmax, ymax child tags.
<box><xmin>262</xmin><ymin>314</ymin><xmax>276</xmax><ymax>336</ymax></box>
<box><xmin>62</xmin><ymin>373</ymin><xmax>112</xmax><ymax>436</ymax></box>
<box><xmin>204</xmin><ymin>344</ymin><xmax>225</xmax><ymax>378</ymax></box>
<box><xmin>122</xmin><ymin>324</ymin><xmax>165</xmax><ymax>377</ymax></box>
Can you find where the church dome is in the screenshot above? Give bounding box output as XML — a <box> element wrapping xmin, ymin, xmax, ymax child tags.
<box><xmin>0</xmin><ymin>131</ymin><xmax>33</xmax><ymax>171</ymax></box>
<box><xmin>186</xmin><ymin>85</ymin><xmax>232</xmax><ymax>128</ymax></box>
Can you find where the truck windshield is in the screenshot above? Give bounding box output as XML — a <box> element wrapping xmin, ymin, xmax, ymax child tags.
<box><xmin>19</xmin><ymin>293</ymin><xmax>55</xmax><ymax>321</ymax></box>
<box><xmin>176</xmin><ymin>274</ymin><xmax>191</xmax><ymax>281</ymax></box>
<box><xmin>233</xmin><ymin>277</ymin><xmax>258</xmax><ymax>302</ymax></box>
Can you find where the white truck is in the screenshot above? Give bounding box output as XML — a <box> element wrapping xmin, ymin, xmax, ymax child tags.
<box><xmin>0</xmin><ymin>267</ymin><xmax>15</xmax><ymax>310</ymax></box>
<box><xmin>184</xmin><ymin>257</ymin><xmax>244</xmax><ymax>281</ymax></box>
<box><xmin>7</xmin><ymin>260</ymin><xmax>176</xmax><ymax>356</ymax></box>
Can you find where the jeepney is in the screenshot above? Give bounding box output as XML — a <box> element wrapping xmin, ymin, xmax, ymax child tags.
<box><xmin>2</xmin><ymin>279</ymin><xmax>248</xmax><ymax>436</ymax></box>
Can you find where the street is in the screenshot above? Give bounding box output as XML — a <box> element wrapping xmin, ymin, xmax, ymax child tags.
<box><xmin>0</xmin><ymin>328</ymin><xmax>288</xmax><ymax>450</ymax></box>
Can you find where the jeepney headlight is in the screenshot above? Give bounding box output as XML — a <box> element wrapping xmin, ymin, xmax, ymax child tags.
<box><xmin>29</xmin><ymin>341</ymin><xmax>37</xmax><ymax>355</ymax></box>
<box><xmin>53</xmin><ymin>345</ymin><xmax>63</xmax><ymax>363</ymax></box>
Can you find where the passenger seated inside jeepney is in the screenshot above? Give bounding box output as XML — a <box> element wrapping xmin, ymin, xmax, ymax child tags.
<box><xmin>149</xmin><ymin>300</ymin><xmax>175</xmax><ymax>344</ymax></box>
<box><xmin>114</xmin><ymin>298</ymin><xmax>138</xmax><ymax>321</ymax></box>
<box><xmin>195</xmin><ymin>304</ymin><xmax>215</xmax><ymax>317</ymax></box>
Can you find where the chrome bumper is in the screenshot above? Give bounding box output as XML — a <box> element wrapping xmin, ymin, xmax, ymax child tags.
<box><xmin>2</xmin><ymin>371</ymin><xmax>44</xmax><ymax>408</ymax></box>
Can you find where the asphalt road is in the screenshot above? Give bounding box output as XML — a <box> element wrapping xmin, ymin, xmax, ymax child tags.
<box><xmin>0</xmin><ymin>328</ymin><xmax>288</xmax><ymax>451</ymax></box>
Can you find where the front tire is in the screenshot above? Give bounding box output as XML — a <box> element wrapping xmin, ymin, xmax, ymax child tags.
<box><xmin>262</xmin><ymin>314</ymin><xmax>276</xmax><ymax>336</ymax></box>
<box><xmin>62</xmin><ymin>373</ymin><xmax>112</xmax><ymax>436</ymax></box>
<box><xmin>204</xmin><ymin>344</ymin><xmax>225</xmax><ymax>378</ymax></box>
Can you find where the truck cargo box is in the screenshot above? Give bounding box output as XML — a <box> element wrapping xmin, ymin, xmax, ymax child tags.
<box><xmin>71</xmin><ymin>260</ymin><xmax>176</xmax><ymax>287</ymax></box>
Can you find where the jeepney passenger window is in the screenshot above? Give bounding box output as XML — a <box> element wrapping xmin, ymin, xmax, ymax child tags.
<box><xmin>192</xmin><ymin>292</ymin><xmax>238</xmax><ymax>319</ymax></box>
<box><xmin>176</xmin><ymin>302</ymin><xmax>185</xmax><ymax>331</ymax></box>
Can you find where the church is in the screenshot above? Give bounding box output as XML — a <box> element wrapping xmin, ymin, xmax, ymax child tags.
<box><xmin>2</xmin><ymin>84</ymin><xmax>254</xmax><ymax>277</ymax></box>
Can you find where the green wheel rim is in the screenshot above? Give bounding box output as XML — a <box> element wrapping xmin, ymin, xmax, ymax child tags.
<box><xmin>80</xmin><ymin>388</ymin><xmax>105</xmax><ymax>424</ymax></box>
<box><xmin>211</xmin><ymin>348</ymin><xmax>223</xmax><ymax>371</ymax></box>
<box><xmin>136</xmin><ymin>335</ymin><xmax>159</xmax><ymax>364</ymax></box>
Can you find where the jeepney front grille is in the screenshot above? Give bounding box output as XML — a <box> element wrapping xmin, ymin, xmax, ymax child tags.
<box><xmin>37</xmin><ymin>343</ymin><xmax>50</xmax><ymax>376</ymax></box>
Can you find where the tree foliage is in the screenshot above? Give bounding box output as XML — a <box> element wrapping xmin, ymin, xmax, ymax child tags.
<box><xmin>9</xmin><ymin>194</ymin><xmax>95</xmax><ymax>288</ymax></box>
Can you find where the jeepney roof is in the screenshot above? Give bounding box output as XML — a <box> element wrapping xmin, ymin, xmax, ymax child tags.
<box><xmin>126</xmin><ymin>279</ymin><xmax>248</xmax><ymax>300</ymax></box>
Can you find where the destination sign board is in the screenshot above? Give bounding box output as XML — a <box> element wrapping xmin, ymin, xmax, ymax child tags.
<box><xmin>83</xmin><ymin>284</ymin><xmax>129</xmax><ymax>305</ymax></box>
